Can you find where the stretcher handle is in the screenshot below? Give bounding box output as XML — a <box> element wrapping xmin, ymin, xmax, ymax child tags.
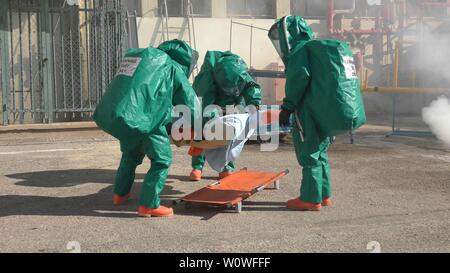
<box><xmin>249</xmin><ymin>169</ymin><xmax>289</xmax><ymax>194</ymax></box>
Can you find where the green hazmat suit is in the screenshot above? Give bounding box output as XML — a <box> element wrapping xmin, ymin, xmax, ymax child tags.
<box><xmin>191</xmin><ymin>51</ymin><xmax>262</xmax><ymax>172</ymax></box>
<box><xmin>93</xmin><ymin>40</ymin><xmax>200</xmax><ymax>208</ymax></box>
<box><xmin>269</xmin><ymin>16</ymin><xmax>366</xmax><ymax>203</ymax></box>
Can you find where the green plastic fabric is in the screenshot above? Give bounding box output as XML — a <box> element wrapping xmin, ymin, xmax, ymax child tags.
<box><xmin>191</xmin><ymin>51</ymin><xmax>261</xmax><ymax>172</ymax></box>
<box><xmin>269</xmin><ymin>15</ymin><xmax>366</xmax><ymax>203</ymax></box>
<box><xmin>293</xmin><ymin>109</ymin><xmax>331</xmax><ymax>203</ymax></box>
<box><xmin>193</xmin><ymin>51</ymin><xmax>262</xmax><ymax>113</ymax></box>
<box><xmin>192</xmin><ymin>152</ymin><xmax>235</xmax><ymax>172</ymax></box>
<box><xmin>114</xmin><ymin>125</ymin><xmax>172</xmax><ymax>208</ymax></box>
<box><xmin>93</xmin><ymin>40</ymin><xmax>200</xmax><ymax>208</ymax></box>
<box><xmin>158</xmin><ymin>39</ymin><xmax>199</xmax><ymax>77</ymax></box>
<box><xmin>286</xmin><ymin>39</ymin><xmax>367</xmax><ymax>136</ymax></box>
<box><xmin>93</xmin><ymin>40</ymin><xmax>200</xmax><ymax>141</ymax></box>
<box><xmin>271</xmin><ymin>16</ymin><xmax>315</xmax><ymax>66</ymax></box>
<box><xmin>272</xmin><ymin>16</ymin><xmax>366</xmax><ymax>137</ymax></box>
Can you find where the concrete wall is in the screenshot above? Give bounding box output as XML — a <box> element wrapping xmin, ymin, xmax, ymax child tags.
<box><xmin>138</xmin><ymin>17</ymin><xmax>280</xmax><ymax>69</ymax></box>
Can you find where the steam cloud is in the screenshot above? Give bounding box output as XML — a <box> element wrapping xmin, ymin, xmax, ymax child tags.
<box><xmin>412</xmin><ymin>24</ymin><xmax>450</xmax><ymax>87</ymax></box>
<box><xmin>422</xmin><ymin>96</ymin><xmax>450</xmax><ymax>146</ymax></box>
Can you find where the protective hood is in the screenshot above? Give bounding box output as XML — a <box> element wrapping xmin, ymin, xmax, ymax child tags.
<box><xmin>268</xmin><ymin>15</ymin><xmax>314</xmax><ymax>65</ymax></box>
<box><xmin>158</xmin><ymin>39</ymin><xmax>199</xmax><ymax>77</ymax></box>
<box><xmin>213</xmin><ymin>52</ymin><xmax>250</xmax><ymax>97</ymax></box>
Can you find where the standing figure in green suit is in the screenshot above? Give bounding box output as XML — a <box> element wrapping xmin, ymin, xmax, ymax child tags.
<box><xmin>94</xmin><ymin>40</ymin><xmax>200</xmax><ymax>217</ymax></box>
<box><xmin>268</xmin><ymin>16</ymin><xmax>366</xmax><ymax>211</ymax></box>
<box><xmin>190</xmin><ymin>51</ymin><xmax>262</xmax><ymax>181</ymax></box>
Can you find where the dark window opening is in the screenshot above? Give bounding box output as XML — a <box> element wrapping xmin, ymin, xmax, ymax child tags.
<box><xmin>158</xmin><ymin>0</ymin><xmax>212</xmax><ymax>17</ymax></box>
<box><xmin>227</xmin><ymin>0</ymin><xmax>276</xmax><ymax>19</ymax></box>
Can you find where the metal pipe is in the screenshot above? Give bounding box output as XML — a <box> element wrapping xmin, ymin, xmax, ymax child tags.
<box><xmin>69</xmin><ymin>12</ymin><xmax>75</xmax><ymax>115</ymax></box>
<box><xmin>327</xmin><ymin>0</ymin><xmax>356</xmax><ymax>35</ymax></box>
<box><xmin>362</xmin><ymin>86</ymin><xmax>450</xmax><ymax>94</ymax></box>
<box><xmin>327</xmin><ymin>0</ymin><xmax>335</xmax><ymax>35</ymax></box>
<box><xmin>60</xmin><ymin>3</ymin><xmax>67</xmax><ymax>114</ymax></box>
<box><xmin>229</xmin><ymin>18</ymin><xmax>233</xmax><ymax>51</ymax></box>
<box><xmin>364</xmin><ymin>69</ymin><xmax>369</xmax><ymax>89</ymax></box>
<box><xmin>393</xmin><ymin>41</ymin><xmax>399</xmax><ymax>88</ymax></box>
<box><xmin>51</xmin><ymin>9</ymin><xmax>58</xmax><ymax>119</ymax></box>
<box><xmin>9</xmin><ymin>5</ymin><xmax>15</xmax><ymax>116</ymax></box>
<box><xmin>27</xmin><ymin>9</ymin><xmax>33</xmax><ymax>116</ymax></box>
<box><xmin>231</xmin><ymin>21</ymin><xmax>269</xmax><ymax>31</ymax></box>
<box><xmin>328</xmin><ymin>0</ymin><xmax>397</xmax><ymax>37</ymax></box>
<box><xmin>1</xmin><ymin>1</ymin><xmax>11</xmax><ymax>125</ymax></box>
<box><xmin>79</xmin><ymin>10</ymin><xmax>84</xmax><ymax>114</ymax></box>
<box><xmin>18</xmin><ymin>2</ymin><xmax>25</xmax><ymax>123</ymax></box>
<box><xmin>186</xmin><ymin>1</ymin><xmax>192</xmax><ymax>48</ymax></box>
<box><xmin>36</xmin><ymin>8</ymin><xmax>43</xmax><ymax>121</ymax></box>
<box><xmin>249</xmin><ymin>24</ymin><xmax>253</xmax><ymax>68</ymax></box>
<box><xmin>85</xmin><ymin>0</ymin><xmax>91</xmax><ymax>109</ymax></box>
<box><xmin>392</xmin><ymin>40</ymin><xmax>416</xmax><ymax>89</ymax></box>
<box><xmin>392</xmin><ymin>94</ymin><xmax>397</xmax><ymax>132</ymax></box>
<box><xmin>421</xmin><ymin>1</ymin><xmax>450</xmax><ymax>7</ymax></box>
<box><xmin>163</xmin><ymin>0</ymin><xmax>169</xmax><ymax>40</ymax></box>
<box><xmin>189</xmin><ymin>2</ymin><xmax>198</xmax><ymax>74</ymax></box>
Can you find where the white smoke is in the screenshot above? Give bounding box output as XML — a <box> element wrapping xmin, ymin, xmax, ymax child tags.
<box><xmin>410</xmin><ymin>23</ymin><xmax>450</xmax><ymax>87</ymax></box>
<box><xmin>422</xmin><ymin>96</ymin><xmax>450</xmax><ymax>146</ymax></box>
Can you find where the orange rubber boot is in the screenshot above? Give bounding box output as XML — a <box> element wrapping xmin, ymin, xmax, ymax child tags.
<box><xmin>188</xmin><ymin>147</ymin><xmax>204</xmax><ymax>157</ymax></box>
<box><xmin>322</xmin><ymin>198</ymin><xmax>332</xmax><ymax>206</ymax></box>
<box><xmin>138</xmin><ymin>205</ymin><xmax>174</xmax><ymax>217</ymax></box>
<box><xmin>113</xmin><ymin>193</ymin><xmax>131</xmax><ymax>206</ymax></box>
<box><xmin>190</xmin><ymin>169</ymin><xmax>202</xmax><ymax>181</ymax></box>
<box><xmin>219</xmin><ymin>171</ymin><xmax>233</xmax><ymax>179</ymax></box>
<box><xmin>287</xmin><ymin>198</ymin><xmax>321</xmax><ymax>211</ymax></box>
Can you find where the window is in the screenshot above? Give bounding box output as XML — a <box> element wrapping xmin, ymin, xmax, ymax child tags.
<box><xmin>126</xmin><ymin>0</ymin><xmax>142</xmax><ymax>15</ymax></box>
<box><xmin>406</xmin><ymin>0</ymin><xmax>449</xmax><ymax>18</ymax></box>
<box><xmin>291</xmin><ymin>0</ymin><xmax>327</xmax><ymax>17</ymax></box>
<box><xmin>158</xmin><ymin>0</ymin><xmax>212</xmax><ymax>17</ymax></box>
<box><xmin>291</xmin><ymin>0</ymin><xmax>369</xmax><ymax>18</ymax></box>
<box><xmin>227</xmin><ymin>0</ymin><xmax>276</xmax><ymax>19</ymax></box>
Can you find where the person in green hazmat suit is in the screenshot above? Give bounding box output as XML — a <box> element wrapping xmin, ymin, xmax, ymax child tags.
<box><xmin>189</xmin><ymin>51</ymin><xmax>262</xmax><ymax>181</ymax></box>
<box><xmin>93</xmin><ymin>40</ymin><xmax>200</xmax><ymax>217</ymax></box>
<box><xmin>268</xmin><ymin>16</ymin><xmax>366</xmax><ymax>211</ymax></box>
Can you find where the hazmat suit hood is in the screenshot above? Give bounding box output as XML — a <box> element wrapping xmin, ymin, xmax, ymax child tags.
<box><xmin>213</xmin><ymin>52</ymin><xmax>250</xmax><ymax>97</ymax></box>
<box><xmin>268</xmin><ymin>15</ymin><xmax>315</xmax><ymax>65</ymax></box>
<box><xmin>158</xmin><ymin>39</ymin><xmax>199</xmax><ymax>77</ymax></box>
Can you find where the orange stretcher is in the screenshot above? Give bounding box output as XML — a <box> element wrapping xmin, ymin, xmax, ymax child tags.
<box><xmin>174</xmin><ymin>169</ymin><xmax>289</xmax><ymax>213</ymax></box>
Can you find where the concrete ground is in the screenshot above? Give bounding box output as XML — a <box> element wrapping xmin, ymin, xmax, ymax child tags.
<box><xmin>0</xmin><ymin>123</ymin><xmax>449</xmax><ymax>253</ymax></box>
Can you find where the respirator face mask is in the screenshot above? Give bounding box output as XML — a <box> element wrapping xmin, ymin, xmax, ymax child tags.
<box><xmin>268</xmin><ymin>23</ymin><xmax>284</xmax><ymax>59</ymax></box>
<box><xmin>269</xmin><ymin>16</ymin><xmax>294</xmax><ymax>60</ymax></box>
<box><xmin>221</xmin><ymin>82</ymin><xmax>246</xmax><ymax>98</ymax></box>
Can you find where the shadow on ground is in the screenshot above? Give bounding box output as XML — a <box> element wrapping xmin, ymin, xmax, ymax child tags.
<box><xmin>167</xmin><ymin>174</ymin><xmax>220</xmax><ymax>182</ymax></box>
<box><xmin>2</xmin><ymin>169</ymin><xmax>289</xmax><ymax>219</ymax></box>
<box><xmin>174</xmin><ymin>200</ymin><xmax>288</xmax><ymax>220</ymax></box>
<box><xmin>1</xmin><ymin>169</ymin><xmax>183</xmax><ymax>218</ymax></box>
<box><xmin>6</xmin><ymin>169</ymin><xmax>140</xmax><ymax>188</ymax></box>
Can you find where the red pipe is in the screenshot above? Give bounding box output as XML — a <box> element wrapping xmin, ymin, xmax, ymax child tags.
<box><xmin>343</xmin><ymin>28</ymin><xmax>393</xmax><ymax>35</ymax></box>
<box><xmin>327</xmin><ymin>0</ymin><xmax>398</xmax><ymax>37</ymax></box>
<box><xmin>327</xmin><ymin>0</ymin><xmax>335</xmax><ymax>35</ymax></box>
<box><xmin>421</xmin><ymin>1</ymin><xmax>450</xmax><ymax>7</ymax></box>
